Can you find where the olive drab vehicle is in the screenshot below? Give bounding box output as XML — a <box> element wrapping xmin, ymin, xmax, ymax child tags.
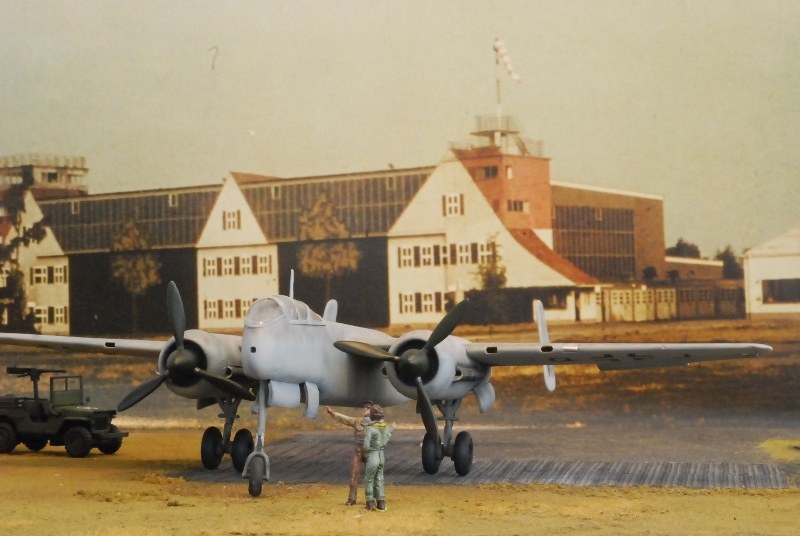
<box><xmin>0</xmin><ymin>367</ymin><xmax>128</xmax><ymax>457</ymax></box>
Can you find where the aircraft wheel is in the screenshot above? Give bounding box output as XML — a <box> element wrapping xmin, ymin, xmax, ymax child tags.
<box><xmin>231</xmin><ymin>429</ymin><xmax>254</xmax><ymax>473</ymax></box>
<box><xmin>64</xmin><ymin>426</ymin><xmax>93</xmax><ymax>458</ymax></box>
<box><xmin>98</xmin><ymin>425</ymin><xmax>123</xmax><ymax>455</ymax></box>
<box><xmin>452</xmin><ymin>431</ymin><xmax>473</xmax><ymax>476</ymax></box>
<box><xmin>421</xmin><ymin>432</ymin><xmax>441</xmax><ymax>475</ymax></box>
<box><xmin>248</xmin><ymin>456</ymin><xmax>265</xmax><ymax>497</ymax></box>
<box><xmin>0</xmin><ymin>422</ymin><xmax>19</xmax><ymax>453</ymax></box>
<box><xmin>23</xmin><ymin>437</ymin><xmax>48</xmax><ymax>452</ymax></box>
<box><xmin>200</xmin><ymin>426</ymin><xmax>224</xmax><ymax>470</ymax></box>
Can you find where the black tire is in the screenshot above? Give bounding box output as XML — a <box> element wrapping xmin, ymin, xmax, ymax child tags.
<box><xmin>453</xmin><ymin>431</ymin><xmax>473</xmax><ymax>476</ymax></box>
<box><xmin>200</xmin><ymin>426</ymin><xmax>224</xmax><ymax>470</ymax></box>
<box><xmin>421</xmin><ymin>432</ymin><xmax>441</xmax><ymax>475</ymax></box>
<box><xmin>64</xmin><ymin>426</ymin><xmax>93</xmax><ymax>458</ymax></box>
<box><xmin>0</xmin><ymin>422</ymin><xmax>19</xmax><ymax>454</ymax></box>
<box><xmin>98</xmin><ymin>425</ymin><xmax>123</xmax><ymax>455</ymax></box>
<box><xmin>231</xmin><ymin>429</ymin><xmax>254</xmax><ymax>473</ymax></box>
<box><xmin>23</xmin><ymin>437</ymin><xmax>48</xmax><ymax>452</ymax></box>
<box><xmin>248</xmin><ymin>456</ymin><xmax>265</xmax><ymax>497</ymax></box>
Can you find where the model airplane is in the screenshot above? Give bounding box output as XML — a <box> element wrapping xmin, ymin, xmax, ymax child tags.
<box><xmin>0</xmin><ymin>280</ymin><xmax>773</xmax><ymax>497</ymax></box>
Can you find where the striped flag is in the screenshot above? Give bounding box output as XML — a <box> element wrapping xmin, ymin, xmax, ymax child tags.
<box><xmin>493</xmin><ymin>38</ymin><xmax>522</xmax><ymax>83</ymax></box>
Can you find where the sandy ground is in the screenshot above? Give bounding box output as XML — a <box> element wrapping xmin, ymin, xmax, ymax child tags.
<box><xmin>1</xmin><ymin>430</ymin><xmax>799</xmax><ymax>536</ymax></box>
<box><xmin>1</xmin><ymin>317</ymin><xmax>799</xmax><ymax>535</ymax></box>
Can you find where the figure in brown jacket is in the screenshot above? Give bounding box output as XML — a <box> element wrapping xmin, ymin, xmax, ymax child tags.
<box><xmin>326</xmin><ymin>402</ymin><xmax>373</xmax><ymax>505</ymax></box>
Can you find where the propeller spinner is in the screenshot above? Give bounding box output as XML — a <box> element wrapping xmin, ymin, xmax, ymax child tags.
<box><xmin>117</xmin><ymin>282</ymin><xmax>254</xmax><ymax>411</ymax></box>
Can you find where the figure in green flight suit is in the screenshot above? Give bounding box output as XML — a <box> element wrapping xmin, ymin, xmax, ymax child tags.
<box><xmin>362</xmin><ymin>404</ymin><xmax>394</xmax><ymax>511</ymax></box>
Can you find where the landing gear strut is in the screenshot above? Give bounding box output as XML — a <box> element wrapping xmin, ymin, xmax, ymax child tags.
<box><xmin>199</xmin><ymin>397</ymin><xmax>254</xmax><ymax>471</ymax></box>
<box><xmin>243</xmin><ymin>380</ymin><xmax>269</xmax><ymax>497</ymax></box>
<box><xmin>419</xmin><ymin>397</ymin><xmax>473</xmax><ymax>476</ymax></box>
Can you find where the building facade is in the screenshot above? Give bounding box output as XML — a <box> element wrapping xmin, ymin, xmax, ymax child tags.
<box><xmin>743</xmin><ymin>225</ymin><xmax>800</xmax><ymax>316</ymax></box>
<box><xmin>2</xmin><ymin>120</ymin><xmax>677</xmax><ymax>333</ymax></box>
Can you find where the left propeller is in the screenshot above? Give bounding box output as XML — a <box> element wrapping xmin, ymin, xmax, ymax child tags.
<box><xmin>117</xmin><ymin>282</ymin><xmax>254</xmax><ymax>412</ymax></box>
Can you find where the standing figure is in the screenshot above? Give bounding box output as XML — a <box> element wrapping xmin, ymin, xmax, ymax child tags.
<box><xmin>326</xmin><ymin>402</ymin><xmax>372</xmax><ymax>505</ymax></box>
<box><xmin>362</xmin><ymin>404</ymin><xmax>394</xmax><ymax>511</ymax></box>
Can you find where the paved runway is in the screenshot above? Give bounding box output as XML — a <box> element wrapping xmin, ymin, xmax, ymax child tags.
<box><xmin>179</xmin><ymin>426</ymin><xmax>797</xmax><ymax>489</ymax></box>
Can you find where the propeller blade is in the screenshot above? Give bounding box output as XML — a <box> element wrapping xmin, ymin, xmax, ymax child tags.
<box><xmin>424</xmin><ymin>299</ymin><xmax>469</xmax><ymax>352</ymax></box>
<box><xmin>194</xmin><ymin>369</ymin><xmax>255</xmax><ymax>401</ymax></box>
<box><xmin>167</xmin><ymin>281</ymin><xmax>186</xmax><ymax>349</ymax></box>
<box><xmin>117</xmin><ymin>374</ymin><xmax>168</xmax><ymax>411</ymax></box>
<box><xmin>415</xmin><ymin>377</ymin><xmax>440</xmax><ymax>446</ymax></box>
<box><xmin>334</xmin><ymin>340</ymin><xmax>399</xmax><ymax>362</ymax></box>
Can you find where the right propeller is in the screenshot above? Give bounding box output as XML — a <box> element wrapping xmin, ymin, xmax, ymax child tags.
<box><xmin>334</xmin><ymin>299</ymin><xmax>470</xmax><ymax>449</ymax></box>
<box><xmin>117</xmin><ymin>282</ymin><xmax>253</xmax><ymax>412</ymax></box>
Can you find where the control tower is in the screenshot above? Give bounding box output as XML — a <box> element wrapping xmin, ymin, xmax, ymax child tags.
<box><xmin>0</xmin><ymin>154</ymin><xmax>88</xmax><ymax>199</ymax></box>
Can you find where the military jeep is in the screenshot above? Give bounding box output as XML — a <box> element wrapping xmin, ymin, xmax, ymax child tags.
<box><xmin>0</xmin><ymin>367</ymin><xmax>128</xmax><ymax>457</ymax></box>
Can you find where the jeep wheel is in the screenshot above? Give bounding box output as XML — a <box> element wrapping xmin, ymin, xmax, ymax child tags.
<box><xmin>64</xmin><ymin>426</ymin><xmax>93</xmax><ymax>458</ymax></box>
<box><xmin>0</xmin><ymin>422</ymin><xmax>18</xmax><ymax>453</ymax></box>
<box><xmin>23</xmin><ymin>438</ymin><xmax>48</xmax><ymax>452</ymax></box>
<box><xmin>98</xmin><ymin>426</ymin><xmax>122</xmax><ymax>455</ymax></box>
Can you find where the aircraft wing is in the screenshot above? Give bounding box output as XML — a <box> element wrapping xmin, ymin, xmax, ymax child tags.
<box><xmin>0</xmin><ymin>333</ymin><xmax>164</xmax><ymax>357</ymax></box>
<box><xmin>465</xmin><ymin>342</ymin><xmax>773</xmax><ymax>371</ymax></box>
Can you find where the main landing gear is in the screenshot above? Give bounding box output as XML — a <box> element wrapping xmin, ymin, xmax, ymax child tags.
<box><xmin>243</xmin><ymin>380</ymin><xmax>270</xmax><ymax>498</ymax></box>
<box><xmin>419</xmin><ymin>397</ymin><xmax>473</xmax><ymax>476</ymax></box>
<box><xmin>199</xmin><ymin>398</ymin><xmax>254</xmax><ymax>473</ymax></box>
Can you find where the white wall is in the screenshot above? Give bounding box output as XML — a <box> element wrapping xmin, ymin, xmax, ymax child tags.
<box><xmin>387</xmin><ymin>153</ymin><xmax>579</xmax><ymax>325</ymax></box>
<box><xmin>744</xmin><ymin>254</ymin><xmax>800</xmax><ymax>315</ymax></box>
<box><xmin>10</xmin><ymin>192</ymin><xmax>69</xmax><ymax>334</ymax></box>
<box><xmin>196</xmin><ymin>177</ymin><xmax>277</xmax><ymax>329</ymax></box>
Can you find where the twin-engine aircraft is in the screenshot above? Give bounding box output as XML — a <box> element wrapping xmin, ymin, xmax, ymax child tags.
<box><xmin>0</xmin><ymin>281</ymin><xmax>772</xmax><ymax>497</ymax></box>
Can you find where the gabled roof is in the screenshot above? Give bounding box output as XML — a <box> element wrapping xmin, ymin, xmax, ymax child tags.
<box><xmin>745</xmin><ymin>224</ymin><xmax>800</xmax><ymax>258</ymax></box>
<box><xmin>508</xmin><ymin>228</ymin><xmax>598</xmax><ymax>285</ymax></box>
<box><xmin>233</xmin><ymin>167</ymin><xmax>434</xmax><ymax>242</ymax></box>
<box><xmin>37</xmin><ymin>185</ymin><xmax>221</xmax><ymax>253</ymax></box>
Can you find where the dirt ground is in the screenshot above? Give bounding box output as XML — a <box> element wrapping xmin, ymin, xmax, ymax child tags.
<box><xmin>1</xmin><ymin>430</ymin><xmax>799</xmax><ymax>536</ymax></box>
<box><xmin>1</xmin><ymin>317</ymin><xmax>799</xmax><ymax>535</ymax></box>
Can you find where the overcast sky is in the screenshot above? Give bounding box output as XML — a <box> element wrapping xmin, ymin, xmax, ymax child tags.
<box><xmin>2</xmin><ymin>1</ymin><xmax>798</xmax><ymax>256</ymax></box>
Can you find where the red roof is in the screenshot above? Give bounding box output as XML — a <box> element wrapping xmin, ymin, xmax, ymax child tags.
<box><xmin>508</xmin><ymin>228</ymin><xmax>598</xmax><ymax>285</ymax></box>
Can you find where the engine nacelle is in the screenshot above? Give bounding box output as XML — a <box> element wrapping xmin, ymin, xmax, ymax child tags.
<box><xmin>384</xmin><ymin>330</ymin><xmax>489</xmax><ymax>401</ymax></box>
<box><xmin>157</xmin><ymin>329</ymin><xmax>242</xmax><ymax>400</ymax></box>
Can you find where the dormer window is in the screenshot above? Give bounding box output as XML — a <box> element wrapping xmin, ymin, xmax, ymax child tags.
<box><xmin>223</xmin><ymin>209</ymin><xmax>241</xmax><ymax>230</ymax></box>
<box><xmin>168</xmin><ymin>193</ymin><xmax>178</xmax><ymax>208</ymax></box>
<box><xmin>442</xmin><ymin>193</ymin><xmax>464</xmax><ymax>217</ymax></box>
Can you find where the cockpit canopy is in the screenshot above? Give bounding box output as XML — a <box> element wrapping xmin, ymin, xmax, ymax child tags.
<box><xmin>245</xmin><ymin>296</ymin><xmax>324</xmax><ymax>327</ymax></box>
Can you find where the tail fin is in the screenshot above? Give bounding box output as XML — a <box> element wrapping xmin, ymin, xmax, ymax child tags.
<box><xmin>534</xmin><ymin>300</ymin><xmax>557</xmax><ymax>392</ymax></box>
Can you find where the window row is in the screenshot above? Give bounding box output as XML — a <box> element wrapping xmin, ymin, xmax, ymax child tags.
<box><xmin>203</xmin><ymin>255</ymin><xmax>273</xmax><ymax>277</ymax></box>
<box><xmin>397</xmin><ymin>242</ymin><xmax>496</xmax><ymax>268</ymax></box>
<box><xmin>34</xmin><ymin>306</ymin><xmax>69</xmax><ymax>325</ymax></box>
<box><xmin>30</xmin><ymin>265</ymin><xmax>68</xmax><ymax>285</ymax></box>
<box><xmin>398</xmin><ymin>292</ymin><xmax>453</xmax><ymax>314</ymax></box>
<box><xmin>203</xmin><ymin>298</ymin><xmax>258</xmax><ymax>320</ymax></box>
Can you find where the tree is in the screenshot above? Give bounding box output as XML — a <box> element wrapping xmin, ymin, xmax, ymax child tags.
<box><xmin>665</xmin><ymin>238</ymin><xmax>701</xmax><ymax>258</ymax></box>
<box><xmin>475</xmin><ymin>236</ymin><xmax>507</xmax><ymax>291</ymax></box>
<box><xmin>715</xmin><ymin>245</ymin><xmax>744</xmax><ymax>280</ymax></box>
<box><xmin>0</xmin><ymin>176</ymin><xmax>48</xmax><ymax>332</ymax></box>
<box><xmin>474</xmin><ymin>235</ymin><xmax>509</xmax><ymax>325</ymax></box>
<box><xmin>296</xmin><ymin>194</ymin><xmax>361</xmax><ymax>302</ymax></box>
<box><xmin>110</xmin><ymin>220</ymin><xmax>162</xmax><ymax>333</ymax></box>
